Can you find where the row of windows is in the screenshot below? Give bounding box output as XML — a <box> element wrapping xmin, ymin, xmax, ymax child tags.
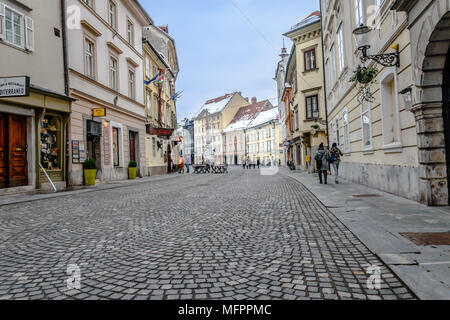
<box><xmin>246</xmin><ymin>128</ymin><xmax>273</xmax><ymax>142</ymax></box>
<box><xmin>330</xmin><ymin>70</ymin><xmax>401</xmax><ymax>154</ymax></box>
<box><xmin>246</xmin><ymin>141</ymin><xmax>273</xmax><ymax>154</ymax></box>
<box><xmin>83</xmin><ymin>0</ymin><xmax>136</xmax><ymax>47</ymax></box>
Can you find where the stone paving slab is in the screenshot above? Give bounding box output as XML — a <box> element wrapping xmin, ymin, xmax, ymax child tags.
<box><xmin>0</xmin><ymin>168</ymin><xmax>415</xmax><ymax>300</ymax></box>
<box><xmin>281</xmin><ymin>168</ymin><xmax>450</xmax><ymax>300</ymax></box>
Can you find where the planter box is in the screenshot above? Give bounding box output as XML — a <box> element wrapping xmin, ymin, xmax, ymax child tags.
<box><xmin>84</xmin><ymin>169</ymin><xmax>96</xmax><ymax>186</ymax></box>
<box><xmin>128</xmin><ymin>167</ymin><xmax>137</xmax><ymax>180</ymax></box>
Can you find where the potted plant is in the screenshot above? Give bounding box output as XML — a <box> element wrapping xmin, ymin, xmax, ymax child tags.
<box><xmin>350</xmin><ymin>65</ymin><xmax>378</xmax><ymax>103</ymax></box>
<box><xmin>128</xmin><ymin>160</ymin><xmax>137</xmax><ymax>180</ymax></box>
<box><xmin>83</xmin><ymin>158</ymin><xmax>96</xmax><ymax>186</ymax></box>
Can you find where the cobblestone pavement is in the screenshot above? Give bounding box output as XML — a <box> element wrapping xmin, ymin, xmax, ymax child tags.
<box><xmin>0</xmin><ymin>168</ymin><xmax>416</xmax><ymax>300</ymax></box>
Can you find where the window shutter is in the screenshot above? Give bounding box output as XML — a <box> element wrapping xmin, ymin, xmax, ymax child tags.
<box><xmin>25</xmin><ymin>16</ymin><xmax>35</xmax><ymax>51</ymax></box>
<box><xmin>0</xmin><ymin>3</ymin><xmax>5</xmax><ymax>40</ymax></box>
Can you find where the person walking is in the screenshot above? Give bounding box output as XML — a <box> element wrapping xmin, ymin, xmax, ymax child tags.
<box><xmin>242</xmin><ymin>157</ymin><xmax>246</xmax><ymax>170</ymax></box>
<box><xmin>185</xmin><ymin>155</ymin><xmax>191</xmax><ymax>173</ymax></box>
<box><xmin>179</xmin><ymin>155</ymin><xmax>185</xmax><ymax>174</ymax></box>
<box><xmin>257</xmin><ymin>158</ymin><xmax>261</xmax><ymax>169</ymax></box>
<box><xmin>329</xmin><ymin>143</ymin><xmax>343</xmax><ymax>184</ymax></box>
<box><xmin>314</xmin><ymin>143</ymin><xmax>330</xmax><ymax>184</ymax></box>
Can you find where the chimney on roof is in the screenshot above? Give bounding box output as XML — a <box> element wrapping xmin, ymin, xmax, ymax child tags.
<box><xmin>251</xmin><ymin>97</ymin><xmax>257</xmax><ymax>104</ymax></box>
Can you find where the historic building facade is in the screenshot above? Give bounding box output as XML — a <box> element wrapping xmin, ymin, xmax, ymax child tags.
<box><xmin>284</xmin><ymin>12</ymin><xmax>327</xmax><ymax>172</ymax></box>
<box><xmin>0</xmin><ymin>0</ymin><xmax>73</xmax><ymax>193</ymax></box>
<box><xmin>193</xmin><ymin>92</ymin><xmax>249</xmax><ymax>164</ymax></box>
<box><xmin>142</xmin><ymin>25</ymin><xmax>179</xmax><ymax>175</ymax></box>
<box><xmin>391</xmin><ymin>0</ymin><xmax>450</xmax><ymax>205</ymax></box>
<box><xmin>320</xmin><ymin>0</ymin><xmax>445</xmax><ymax>204</ymax></box>
<box><xmin>66</xmin><ymin>0</ymin><xmax>152</xmax><ymax>185</ymax></box>
<box><xmin>223</xmin><ymin>99</ymin><xmax>270</xmax><ymax>165</ymax></box>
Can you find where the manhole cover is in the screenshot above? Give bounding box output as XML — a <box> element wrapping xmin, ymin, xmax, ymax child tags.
<box><xmin>400</xmin><ymin>232</ymin><xmax>450</xmax><ymax>246</ymax></box>
<box><xmin>352</xmin><ymin>194</ymin><xmax>380</xmax><ymax>198</ymax></box>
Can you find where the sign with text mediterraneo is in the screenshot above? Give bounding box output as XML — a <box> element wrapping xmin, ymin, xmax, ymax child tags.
<box><xmin>0</xmin><ymin>76</ymin><xmax>30</xmax><ymax>98</ymax></box>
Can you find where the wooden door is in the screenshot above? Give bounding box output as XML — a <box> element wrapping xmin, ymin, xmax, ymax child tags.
<box><xmin>129</xmin><ymin>131</ymin><xmax>136</xmax><ymax>162</ymax></box>
<box><xmin>0</xmin><ymin>114</ymin><xmax>7</xmax><ymax>188</ymax></box>
<box><xmin>8</xmin><ymin>115</ymin><xmax>28</xmax><ymax>187</ymax></box>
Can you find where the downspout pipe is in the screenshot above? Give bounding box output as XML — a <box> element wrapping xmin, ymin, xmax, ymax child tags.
<box><xmin>318</xmin><ymin>1</ymin><xmax>330</xmax><ymax>148</ymax></box>
<box><xmin>61</xmin><ymin>0</ymin><xmax>70</xmax><ymax>188</ymax></box>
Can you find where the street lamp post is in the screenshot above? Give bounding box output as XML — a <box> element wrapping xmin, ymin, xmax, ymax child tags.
<box><xmin>353</xmin><ymin>24</ymin><xmax>400</xmax><ymax>68</ymax></box>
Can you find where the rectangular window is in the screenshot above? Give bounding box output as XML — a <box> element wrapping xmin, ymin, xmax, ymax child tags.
<box><xmin>145</xmin><ymin>57</ymin><xmax>150</xmax><ymax>78</ymax></box>
<box><xmin>361</xmin><ymin>102</ymin><xmax>372</xmax><ymax>149</ymax></box>
<box><xmin>108</xmin><ymin>1</ymin><xmax>116</xmax><ymax>29</ymax></box>
<box><xmin>85</xmin><ymin>39</ymin><xmax>95</xmax><ymax>78</ymax></box>
<box><xmin>330</xmin><ymin>44</ymin><xmax>337</xmax><ymax>86</ymax></box>
<box><xmin>337</xmin><ymin>24</ymin><xmax>345</xmax><ymax>73</ymax></box>
<box><xmin>343</xmin><ymin>110</ymin><xmax>350</xmax><ymax>153</ymax></box>
<box><xmin>40</xmin><ymin>115</ymin><xmax>62</xmax><ymax>171</ymax></box>
<box><xmin>127</xmin><ymin>19</ymin><xmax>134</xmax><ymax>45</ymax></box>
<box><xmin>112</xmin><ymin>127</ymin><xmax>120</xmax><ymax>166</ymax></box>
<box><xmin>304</xmin><ymin>49</ymin><xmax>316</xmax><ymax>71</ymax></box>
<box><xmin>5</xmin><ymin>7</ymin><xmax>24</xmax><ymax>47</ymax></box>
<box><xmin>109</xmin><ymin>56</ymin><xmax>118</xmax><ymax>90</ymax></box>
<box><xmin>146</xmin><ymin>91</ymin><xmax>152</xmax><ymax>117</ymax></box>
<box><xmin>154</xmin><ymin>96</ymin><xmax>159</xmax><ymax>120</ymax></box>
<box><xmin>335</xmin><ymin>117</ymin><xmax>340</xmax><ymax>146</ymax></box>
<box><xmin>128</xmin><ymin>69</ymin><xmax>135</xmax><ymax>99</ymax></box>
<box><xmin>355</xmin><ymin>0</ymin><xmax>364</xmax><ymax>26</ymax></box>
<box><xmin>152</xmin><ymin>137</ymin><xmax>156</xmax><ymax>157</ymax></box>
<box><xmin>306</xmin><ymin>95</ymin><xmax>318</xmax><ymax>120</ymax></box>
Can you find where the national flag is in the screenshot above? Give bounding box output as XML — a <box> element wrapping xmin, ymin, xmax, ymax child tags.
<box><xmin>144</xmin><ymin>73</ymin><xmax>159</xmax><ymax>85</ymax></box>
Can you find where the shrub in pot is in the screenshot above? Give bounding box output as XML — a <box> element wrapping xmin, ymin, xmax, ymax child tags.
<box><xmin>128</xmin><ymin>160</ymin><xmax>137</xmax><ymax>180</ymax></box>
<box><xmin>83</xmin><ymin>158</ymin><xmax>97</xmax><ymax>186</ymax></box>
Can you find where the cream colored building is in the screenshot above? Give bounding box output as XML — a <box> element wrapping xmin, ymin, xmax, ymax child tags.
<box><xmin>0</xmin><ymin>0</ymin><xmax>73</xmax><ymax>193</ymax></box>
<box><xmin>245</xmin><ymin>107</ymin><xmax>282</xmax><ymax>166</ymax></box>
<box><xmin>66</xmin><ymin>0</ymin><xmax>152</xmax><ymax>185</ymax></box>
<box><xmin>194</xmin><ymin>92</ymin><xmax>249</xmax><ymax>164</ymax></box>
<box><xmin>284</xmin><ymin>12</ymin><xmax>327</xmax><ymax>172</ymax></box>
<box><xmin>223</xmin><ymin>99</ymin><xmax>270</xmax><ymax>165</ymax></box>
<box><xmin>320</xmin><ymin>0</ymin><xmax>427</xmax><ymax>202</ymax></box>
<box><xmin>142</xmin><ymin>25</ymin><xmax>179</xmax><ymax>175</ymax></box>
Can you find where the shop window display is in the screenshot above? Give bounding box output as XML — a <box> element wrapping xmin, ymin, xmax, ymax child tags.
<box><xmin>40</xmin><ymin>115</ymin><xmax>61</xmax><ymax>171</ymax></box>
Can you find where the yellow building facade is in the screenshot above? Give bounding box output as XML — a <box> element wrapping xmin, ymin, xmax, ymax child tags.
<box><xmin>284</xmin><ymin>12</ymin><xmax>327</xmax><ymax>172</ymax></box>
<box><xmin>194</xmin><ymin>92</ymin><xmax>249</xmax><ymax>164</ymax></box>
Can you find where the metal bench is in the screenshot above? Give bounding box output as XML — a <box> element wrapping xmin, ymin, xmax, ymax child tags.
<box><xmin>193</xmin><ymin>164</ymin><xmax>210</xmax><ymax>174</ymax></box>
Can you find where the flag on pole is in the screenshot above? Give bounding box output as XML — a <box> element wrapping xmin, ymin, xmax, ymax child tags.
<box><xmin>156</xmin><ymin>69</ymin><xmax>166</xmax><ymax>84</ymax></box>
<box><xmin>144</xmin><ymin>73</ymin><xmax>159</xmax><ymax>85</ymax></box>
<box><xmin>172</xmin><ymin>91</ymin><xmax>183</xmax><ymax>102</ymax></box>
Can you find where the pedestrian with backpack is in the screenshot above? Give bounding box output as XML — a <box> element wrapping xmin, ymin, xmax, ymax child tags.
<box><xmin>314</xmin><ymin>143</ymin><xmax>330</xmax><ymax>184</ymax></box>
<box><xmin>329</xmin><ymin>143</ymin><xmax>344</xmax><ymax>184</ymax></box>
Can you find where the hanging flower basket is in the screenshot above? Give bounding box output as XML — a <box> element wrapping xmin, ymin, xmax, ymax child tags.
<box><xmin>350</xmin><ymin>65</ymin><xmax>378</xmax><ymax>103</ymax></box>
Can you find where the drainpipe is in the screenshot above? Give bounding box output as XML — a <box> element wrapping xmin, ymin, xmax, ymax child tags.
<box><xmin>319</xmin><ymin>1</ymin><xmax>330</xmax><ymax>148</ymax></box>
<box><xmin>61</xmin><ymin>0</ymin><xmax>70</xmax><ymax>188</ymax></box>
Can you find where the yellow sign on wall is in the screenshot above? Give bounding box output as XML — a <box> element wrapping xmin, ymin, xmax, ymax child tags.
<box><xmin>92</xmin><ymin>108</ymin><xmax>106</xmax><ymax>117</ymax></box>
<box><xmin>306</xmin><ymin>155</ymin><xmax>311</xmax><ymax>163</ymax></box>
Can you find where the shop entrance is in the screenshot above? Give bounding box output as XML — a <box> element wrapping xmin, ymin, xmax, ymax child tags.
<box><xmin>129</xmin><ymin>131</ymin><xmax>136</xmax><ymax>162</ymax></box>
<box><xmin>0</xmin><ymin>113</ymin><xmax>28</xmax><ymax>189</ymax></box>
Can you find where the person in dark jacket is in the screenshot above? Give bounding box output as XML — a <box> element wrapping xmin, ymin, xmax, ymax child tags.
<box><xmin>314</xmin><ymin>143</ymin><xmax>330</xmax><ymax>184</ymax></box>
<box><xmin>329</xmin><ymin>143</ymin><xmax>344</xmax><ymax>184</ymax></box>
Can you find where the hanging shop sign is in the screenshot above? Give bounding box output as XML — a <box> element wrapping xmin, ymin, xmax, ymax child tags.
<box><xmin>0</xmin><ymin>76</ymin><xmax>30</xmax><ymax>98</ymax></box>
<box><xmin>92</xmin><ymin>108</ymin><xmax>106</xmax><ymax>117</ymax></box>
<box><xmin>146</xmin><ymin>124</ymin><xmax>174</xmax><ymax>138</ymax></box>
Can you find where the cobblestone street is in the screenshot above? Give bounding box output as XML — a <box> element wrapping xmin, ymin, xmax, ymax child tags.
<box><xmin>0</xmin><ymin>168</ymin><xmax>415</xmax><ymax>300</ymax></box>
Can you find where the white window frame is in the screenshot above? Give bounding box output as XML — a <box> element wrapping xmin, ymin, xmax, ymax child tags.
<box><xmin>84</xmin><ymin>38</ymin><xmax>95</xmax><ymax>79</ymax></box>
<box><xmin>360</xmin><ymin>101</ymin><xmax>373</xmax><ymax>151</ymax></box>
<box><xmin>342</xmin><ymin>108</ymin><xmax>351</xmax><ymax>153</ymax></box>
<box><xmin>3</xmin><ymin>5</ymin><xmax>25</xmax><ymax>49</ymax></box>
<box><xmin>128</xmin><ymin>68</ymin><xmax>135</xmax><ymax>99</ymax></box>
<box><xmin>108</xmin><ymin>1</ymin><xmax>117</xmax><ymax>29</ymax></box>
<box><xmin>355</xmin><ymin>0</ymin><xmax>364</xmax><ymax>27</ymax></box>
<box><xmin>145</xmin><ymin>56</ymin><xmax>150</xmax><ymax>78</ymax></box>
<box><xmin>0</xmin><ymin>3</ymin><xmax>5</xmax><ymax>40</ymax></box>
<box><xmin>335</xmin><ymin>116</ymin><xmax>341</xmax><ymax>146</ymax></box>
<box><xmin>380</xmin><ymin>68</ymin><xmax>402</xmax><ymax>151</ymax></box>
<box><xmin>337</xmin><ymin>23</ymin><xmax>345</xmax><ymax>74</ymax></box>
<box><xmin>146</xmin><ymin>90</ymin><xmax>152</xmax><ymax>118</ymax></box>
<box><xmin>109</xmin><ymin>55</ymin><xmax>118</xmax><ymax>90</ymax></box>
<box><xmin>330</xmin><ymin>43</ymin><xmax>337</xmax><ymax>87</ymax></box>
